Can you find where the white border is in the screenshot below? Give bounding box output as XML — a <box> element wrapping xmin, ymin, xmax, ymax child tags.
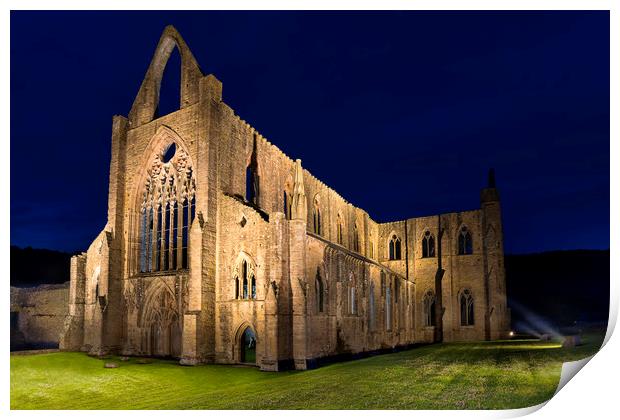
<box><xmin>2</xmin><ymin>2</ymin><xmax>616</xmax><ymax>420</ymax></box>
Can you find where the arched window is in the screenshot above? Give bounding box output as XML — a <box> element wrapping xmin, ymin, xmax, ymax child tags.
<box><xmin>422</xmin><ymin>230</ymin><xmax>435</xmax><ymax>258</ymax></box>
<box><xmin>389</xmin><ymin>235</ymin><xmax>401</xmax><ymax>260</ymax></box>
<box><xmin>353</xmin><ymin>223</ymin><xmax>360</xmax><ymax>252</ymax></box>
<box><xmin>460</xmin><ymin>289</ymin><xmax>474</xmax><ymax>326</ymax></box>
<box><xmin>458</xmin><ymin>226</ymin><xmax>473</xmax><ymax>255</ymax></box>
<box><xmin>423</xmin><ymin>290</ymin><xmax>436</xmax><ymax>327</ymax></box>
<box><xmin>337</xmin><ymin>214</ymin><xmax>344</xmax><ymax>245</ymax></box>
<box><xmin>313</xmin><ymin>198</ymin><xmax>321</xmax><ymax>235</ymax></box>
<box><xmin>234</xmin><ymin>256</ymin><xmax>257</xmax><ymax>300</ymax></box>
<box><xmin>139</xmin><ymin>141</ymin><xmax>195</xmax><ymax>274</ymax></box>
<box><xmin>316</xmin><ymin>268</ymin><xmax>324</xmax><ymax>313</ymax></box>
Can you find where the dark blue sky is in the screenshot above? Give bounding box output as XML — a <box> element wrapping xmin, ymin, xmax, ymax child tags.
<box><xmin>10</xmin><ymin>11</ymin><xmax>609</xmax><ymax>254</ymax></box>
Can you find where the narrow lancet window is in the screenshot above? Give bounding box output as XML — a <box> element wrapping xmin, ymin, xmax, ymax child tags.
<box><xmin>353</xmin><ymin>224</ymin><xmax>360</xmax><ymax>252</ymax></box>
<box><xmin>234</xmin><ymin>256</ymin><xmax>257</xmax><ymax>300</ymax></box>
<box><xmin>316</xmin><ymin>268</ymin><xmax>324</xmax><ymax>313</ymax></box>
<box><xmin>422</xmin><ymin>230</ymin><xmax>435</xmax><ymax>258</ymax></box>
<box><xmin>458</xmin><ymin>226</ymin><xmax>473</xmax><ymax>255</ymax></box>
<box><xmin>313</xmin><ymin>198</ymin><xmax>321</xmax><ymax>235</ymax></box>
<box><xmin>460</xmin><ymin>289</ymin><xmax>474</xmax><ymax>326</ymax></box>
<box><xmin>389</xmin><ymin>235</ymin><xmax>402</xmax><ymax>260</ymax></box>
<box><xmin>424</xmin><ymin>290</ymin><xmax>436</xmax><ymax>327</ymax></box>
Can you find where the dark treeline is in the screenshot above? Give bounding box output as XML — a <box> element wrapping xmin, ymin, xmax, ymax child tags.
<box><xmin>10</xmin><ymin>246</ymin><xmax>74</xmax><ymax>287</ymax></box>
<box><xmin>505</xmin><ymin>250</ymin><xmax>609</xmax><ymax>329</ymax></box>
<box><xmin>10</xmin><ymin>246</ymin><xmax>610</xmax><ymax>328</ymax></box>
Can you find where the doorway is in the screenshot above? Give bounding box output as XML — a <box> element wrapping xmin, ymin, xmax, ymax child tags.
<box><xmin>240</xmin><ymin>327</ymin><xmax>256</xmax><ymax>364</ymax></box>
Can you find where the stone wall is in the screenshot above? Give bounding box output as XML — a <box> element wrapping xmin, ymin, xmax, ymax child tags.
<box><xmin>10</xmin><ymin>283</ymin><xmax>69</xmax><ymax>349</ymax></box>
<box><xmin>61</xmin><ymin>25</ymin><xmax>510</xmax><ymax>370</ymax></box>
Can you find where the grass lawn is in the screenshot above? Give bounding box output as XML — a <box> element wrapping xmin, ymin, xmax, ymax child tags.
<box><xmin>10</xmin><ymin>334</ymin><xmax>604</xmax><ymax>410</ymax></box>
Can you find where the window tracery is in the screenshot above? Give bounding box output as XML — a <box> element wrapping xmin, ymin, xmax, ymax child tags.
<box><xmin>422</xmin><ymin>230</ymin><xmax>435</xmax><ymax>258</ymax></box>
<box><xmin>139</xmin><ymin>142</ymin><xmax>195</xmax><ymax>273</ymax></box>
<box><xmin>458</xmin><ymin>226</ymin><xmax>473</xmax><ymax>255</ymax></box>
<box><xmin>233</xmin><ymin>256</ymin><xmax>257</xmax><ymax>300</ymax></box>
<box><xmin>460</xmin><ymin>289</ymin><xmax>474</xmax><ymax>326</ymax></box>
<box><xmin>423</xmin><ymin>290</ymin><xmax>436</xmax><ymax>327</ymax></box>
<box><xmin>389</xmin><ymin>234</ymin><xmax>402</xmax><ymax>260</ymax></box>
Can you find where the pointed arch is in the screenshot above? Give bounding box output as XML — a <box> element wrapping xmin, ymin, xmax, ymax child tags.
<box><xmin>140</xmin><ymin>281</ymin><xmax>178</xmax><ymax>328</ymax></box>
<box><xmin>132</xmin><ymin>125</ymin><xmax>195</xmax><ymax>209</ymax></box>
<box><xmin>423</xmin><ymin>289</ymin><xmax>436</xmax><ymax>327</ymax></box>
<box><xmin>312</xmin><ymin>194</ymin><xmax>322</xmax><ymax>235</ymax></box>
<box><xmin>353</xmin><ymin>221</ymin><xmax>360</xmax><ymax>253</ymax></box>
<box><xmin>459</xmin><ymin>288</ymin><xmax>475</xmax><ymax>326</ymax></box>
<box><xmin>458</xmin><ymin>225</ymin><xmax>474</xmax><ymax>255</ymax></box>
<box><xmin>129</xmin><ymin>26</ymin><xmax>204</xmax><ymax>127</ymax></box>
<box><xmin>233</xmin><ymin>321</ymin><xmax>258</xmax><ymax>364</ymax></box>
<box><xmin>139</xmin><ymin>281</ymin><xmax>181</xmax><ymax>357</ymax></box>
<box><xmin>388</xmin><ymin>231</ymin><xmax>402</xmax><ymax>260</ymax></box>
<box><xmin>421</xmin><ymin>229</ymin><xmax>436</xmax><ymax>258</ymax></box>
<box><xmin>233</xmin><ymin>251</ymin><xmax>257</xmax><ymax>300</ymax></box>
<box><xmin>315</xmin><ymin>266</ymin><xmax>325</xmax><ymax>313</ymax></box>
<box><xmin>132</xmin><ymin>126</ymin><xmax>196</xmax><ymax>274</ymax></box>
<box><xmin>336</xmin><ymin>212</ymin><xmax>345</xmax><ymax>245</ymax></box>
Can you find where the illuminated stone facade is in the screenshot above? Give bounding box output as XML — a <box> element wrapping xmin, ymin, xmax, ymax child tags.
<box><xmin>60</xmin><ymin>26</ymin><xmax>510</xmax><ymax>370</ymax></box>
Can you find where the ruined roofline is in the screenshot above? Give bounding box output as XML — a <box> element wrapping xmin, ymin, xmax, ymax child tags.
<box><xmin>378</xmin><ymin>207</ymin><xmax>486</xmax><ymax>228</ymax></box>
<box><xmin>125</xmin><ymin>25</ymin><xmax>487</xmax><ymax>230</ymax></box>
<box><xmin>307</xmin><ymin>232</ymin><xmax>412</xmax><ymax>283</ymax></box>
<box><xmin>226</xmin><ymin>103</ymin><xmax>490</xmax><ymax>230</ymax></box>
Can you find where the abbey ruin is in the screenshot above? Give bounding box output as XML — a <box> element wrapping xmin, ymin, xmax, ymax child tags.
<box><xmin>59</xmin><ymin>26</ymin><xmax>510</xmax><ymax>370</ymax></box>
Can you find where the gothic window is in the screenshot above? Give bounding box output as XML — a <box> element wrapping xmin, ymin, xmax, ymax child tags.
<box><xmin>313</xmin><ymin>198</ymin><xmax>321</xmax><ymax>235</ymax></box>
<box><xmin>337</xmin><ymin>214</ymin><xmax>344</xmax><ymax>245</ymax></box>
<box><xmin>350</xmin><ymin>286</ymin><xmax>356</xmax><ymax>315</ymax></box>
<box><xmin>422</xmin><ymin>230</ymin><xmax>435</xmax><ymax>258</ymax></box>
<box><xmin>460</xmin><ymin>289</ymin><xmax>474</xmax><ymax>326</ymax></box>
<box><xmin>353</xmin><ymin>223</ymin><xmax>360</xmax><ymax>252</ymax></box>
<box><xmin>316</xmin><ymin>268</ymin><xmax>324</xmax><ymax>313</ymax></box>
<box><xmin>458</xmin><ymin>226</ymin><xmax>473</xmax><ymax>255</ymax></box>
<box><xmin>234</xmin><ymin>256</ymin><xmax>257</xmax><ymax>300</ymax></box>
<box><xmin>389</xmin><ymin>235</ymin><xmax>402</xmax><ymax>260</ymax></box>
<box><xmin>139</xmin><ymin>142</ymin><xmax>195</xmax><ymax>274</ymax></box>
<box><xmin>423</xmin><ymin>290</ymin><xmax>436</xmax><ymax>327</ymax></box>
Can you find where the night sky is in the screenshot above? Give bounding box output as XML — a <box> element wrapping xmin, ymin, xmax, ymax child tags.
<box><xmin>10</xmin><ymin>11</ymin><xmax>609</xmax><ymax>254</ymax></box>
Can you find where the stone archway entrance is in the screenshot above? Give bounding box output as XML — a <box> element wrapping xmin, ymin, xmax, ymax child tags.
<box><xmin>149</xmin><ymin>313</ymin><xmax>181</xmax><ymax>357</ymax></box>
<box><xmin>240</xmin><ymin>326</ymin><xmax>256</xmax><ymax>364</ymax></box>
<box><xmin>142</xmin><ymin>285</ymin><xmax>181</xmax><ymax>358</ymax></box>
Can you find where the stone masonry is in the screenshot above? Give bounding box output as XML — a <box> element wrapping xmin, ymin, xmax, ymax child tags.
<box><xmin>60</xmin><ymin>26</ymin><xmax>510</xmax><ymax>370</ymax></box>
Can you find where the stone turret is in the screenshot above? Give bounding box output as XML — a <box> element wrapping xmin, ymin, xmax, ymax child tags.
<box><xmin>291</xmin><ymin>159</ymin><xmax>307</xmax><ymax>221</ymax></box>
<box><xmin>480</xmin><ymin>168</ymin><xmax>500</xmax><ymax>203</ymax></box>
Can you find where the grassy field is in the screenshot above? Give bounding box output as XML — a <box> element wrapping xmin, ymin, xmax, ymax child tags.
<box><xmin>10</xmin><ymin>334</ymin><xmax>604</xmax><ymax>410</ymax></box>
